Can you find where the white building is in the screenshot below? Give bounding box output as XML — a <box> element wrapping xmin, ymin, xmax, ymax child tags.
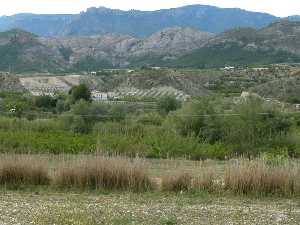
<box><xmin>91</xmin><ymin>91</ymin><xmax>108</xmax><ymax>101</ymax></box>
<box><xmin>90</xmin><ymin>71</ymin><xmax>97</xmax><ymax>76</ymax></box>
<box><xmin>223</xmin><ymin>66</ymin><xmax>235</xmax><ymax>70</ymax></box>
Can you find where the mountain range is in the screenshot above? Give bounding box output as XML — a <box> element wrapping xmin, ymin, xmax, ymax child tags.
<box><xmin>0</xmin><ymin>5</ymin><xmax>297</xmax><ymax>37</ymax></box>
<box><xmin>0</xmin><ymin>5</ymin><xmax>300</xmax><ymax>72</ymax></box>
<box><xmin>0</xmin><ymin>20</ymin><xmax>299</xmax><ymax>73</ymax></box>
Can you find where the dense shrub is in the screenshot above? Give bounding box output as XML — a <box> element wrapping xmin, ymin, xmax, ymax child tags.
<box><xmin>69</xmin><ymin>84</ymin><xmax>91</xmax><ymax>102</ymax></box>
<box><xmin>158</xmin><ymin>96</ymin><xmax>181</xmax><ymax>114</ymax></box>
<box><xmin>34</xmin><ymin>95</ymin><xmax>57</xmax><ymax>110</ymax></box>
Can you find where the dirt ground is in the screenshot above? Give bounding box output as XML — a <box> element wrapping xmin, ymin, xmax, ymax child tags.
<box><xmin>0</xmin><ymin>191</ymin><xmax>299</xmax><ymax>225</ymax></box>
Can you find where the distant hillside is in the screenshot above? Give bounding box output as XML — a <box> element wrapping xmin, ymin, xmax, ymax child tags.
<box><xmin>40</xmin><ymin>27</ymin><xmax>214</xmax><ymax>69</ymax></box>
<box><xmin>251</xmin><ymin>76</ymin><xmax>300</xmax><ymax>102</ymax></box>
<box><xmin>175</xmin><ymin>21</ymin><xmax>300</xmax><ymax>68</ymax></box>
<box><xmin>0</xmin><ymin>5</ymin><xmax>279</xmax><ymax>37</ymax></box>
<box><xmin>0</xmin><ymin>29</ymin><xmax>66</xmax><ymax>72</ymax></box>
<box><xmin>2</xmin><ymin>20</ymin><xmax>300</xmax><ymax>72</ymax></box>
<box><xmin>286</xmin><ymin>15</ymin><xmax>300</xmax><ymax>22</ymax></box>
<box><xmin>62</xmin><ymin>5</ymin><xmax>278</xmax><ymax>37</ymax></box>
<box><xmin>0</xmin><ymin>14</ymin><xmax>74</xmax><ymax>37</ymax></box>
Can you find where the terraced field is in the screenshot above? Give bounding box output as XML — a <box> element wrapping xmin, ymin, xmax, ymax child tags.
<box><xmin>19</xmin><ymin>75</ymin><xmax>82</xmax><ymax>95</ymax></box>
<box><xmin>4</xmin><ymin>65</ymin><xmax>300</xmax><ymax>101</ymax></box>
<box><xmin>114</xmin><ymin>86</ymin><xmax>190</xmax><ymax>101</ymax></box>
<box><xmin>17</xmin><ymin>73</ymin><xmax>193</xmax><ymax>100</ymax></box>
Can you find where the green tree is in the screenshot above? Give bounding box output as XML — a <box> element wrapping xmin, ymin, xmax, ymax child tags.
<box><xmin>222</xmin><ymin>97</ymin><xmax>292</xmax><ymax>153</ymax></box>
<box><xmin>158</xmin><ymin>96</ymin><xmax>181</xmax><ymax>114</ymax></box>
<box><xmin>167</xmin><ymin>97</ymin><xmax>223</xmax><ymax>143</ymax></box>
<box><xmin>34</xmin><ymin>95</ymin><xmax>57</xmax><ymax>110</ymax></box>
<box><xmin>69</xmin><ymin>84</ymin><xmax>91</xmax><ymax>103</ymax></box>
<box><xmin>64</xmin><ymin>100</ymin><xmax>109</xmax><ymax>133</ymax></box>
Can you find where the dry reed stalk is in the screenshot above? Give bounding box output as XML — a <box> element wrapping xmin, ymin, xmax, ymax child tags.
<box><xmin>55</xmin><ymin>156</ymin><xmax>153</xmax><ymax>191</ymax></box>
<box><xmin>224</xmin><ymin>159</ymin><xmax>300</xmax><ymax>195</ymax></box>
<box><xmin>0</xmin><ymin>154</ymin><xmax>50</xmax><ymax>186</ymax></box>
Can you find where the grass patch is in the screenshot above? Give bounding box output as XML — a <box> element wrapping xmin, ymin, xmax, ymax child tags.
<box><xmin>0</xmin><ymin>155</ymin><xmax>50</xmax><ymax>186</ymax></box>
<box><xmin>162</xmin><ymin>172</ymin><xmax>192</xmax><ymax>192</ymax></box>
<box><xmin>55</xmin><ymin>157</ymin><xmax>153</xmax><ymax>192</ymax></box>
<box><xmin>224</xmin><ymin>159</ymin><xmax>300</xmax><ymax>195</ymax></box>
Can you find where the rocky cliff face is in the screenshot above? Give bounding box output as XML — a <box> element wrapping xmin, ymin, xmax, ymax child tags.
<box><xmin>2</xmin><ymin>20</ymin><xmax>300</xmax><ymax>72</ymax></box>
<box><xmin>60</xmin><ymin>5</ymin><xmax>278</xmax><ymax>37</ymax></box>
<box><xmin>40</xmin><ymin>27</ymin><xmax>214</xmax><ymax>67</ymax></box>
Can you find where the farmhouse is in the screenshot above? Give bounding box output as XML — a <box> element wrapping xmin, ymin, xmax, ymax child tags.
<box><xmin>91</xmin><ymin>91</ymin><xmax>108</xmax><ymax>101</ymax></box>
<box><xmin>223</xmin><ymin>66</ymin><xmax>235</xmax><ymax>71</ymax></box>
<box><xmin>294</xmin><ymin>104</ymin><xmax>300</xmax><ymax>110</ymax></box>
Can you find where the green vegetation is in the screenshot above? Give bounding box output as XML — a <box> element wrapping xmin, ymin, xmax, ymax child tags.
<box><xmin>69</xmin><ymin>84</ymin><xmax>92</xmax><ymax>102</ymax></box>
<box><xmin>0</xmin><ymin>84</ymin><xmax>300</xmax><ymax>159</ymax></box>
<box><xmin>175</xmin><ymin>43</ymin><xmax>300</xmax><ymax>68</ymax></box>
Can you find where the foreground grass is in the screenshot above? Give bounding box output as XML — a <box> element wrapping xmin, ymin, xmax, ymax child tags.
<box><xmin>0</xmin><ymin>154</ymin><xmax>299</xmax><ymax>196</ymax></box>
<box><xmin>0</xmin><ymin>155</ymin><xmax>299</xmax><ymax>224</ymax></box>
<box><xmin>0</xmin><ymin>191</ymin><xmax>299</xmax><ymax>225</ymax></box>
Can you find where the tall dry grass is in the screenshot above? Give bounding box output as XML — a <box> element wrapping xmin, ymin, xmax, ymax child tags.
<box><xmin>55</xmin><ymin>157</ymin><xmax>153</xmax><ymax>192</ymax></box>
<box><xmin>0</xmin><ymin>153</ymin><xmax>299</xmax><ymax>196</ymax></box>
<box><xmin>0</xmin><ymin>155</ymin><xmax>50</xmax><ymax>186</ymax></box>
<box><xmin>161</xmin><ymin>170</ymin><xmax>216</xmax><ymax>192</ymax></box>
<box><xmin>224</xmin><ymin>159</ymin><xmax>300</xmax><ymax>195</ymax></box>
<box><xmin>192</xmin><ymin>171</ymin><xmax>216</xmax><ymax>192</ymax></box>
<box><xmin>161</xmin><ymin>172</ymin><xmax>192</xmax><ymax>192</ymax></box>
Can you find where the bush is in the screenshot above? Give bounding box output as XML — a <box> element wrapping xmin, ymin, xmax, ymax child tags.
<box><xmin>136</xmin><ymin>112</ymin><xmax>163</xmax><ymax>126</ymax></box>
<box><xmin>34</xmin><ymin>95</ymin><xmax>57</xmax><ymax>109</ymax></box>
<box><xmin>63</xmin><ymin>100</ymin><xmax>109</xmax><ymax>133</ymax></box>
<box><xmin>0</xmin><ymin>130</ymin><xmax>96</xmax><ymax>154</ymax></box>
<box><xmin>222</xmin><ymin>97</ymin><xmax>292</xmax><ymax>154</ymax></box>
<box><xmin>69</xmin><ymin>84</ymin><xmax>91</xmax><ymax>102</ymax></box>
<box><xmin>166</xmin><ymin>97</ymin><xmax>224</xmax><ymax>143</ymax></box>
<box><xmin>158</xmin><ymin>96</ymin><xmax>181</xmax><ymax>114</ymax></box>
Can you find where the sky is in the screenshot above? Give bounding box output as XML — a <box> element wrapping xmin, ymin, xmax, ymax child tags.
<box><xmin>0</xmin><ymin>0</ymin><xmax>299</xmax><ymax>17</ymax></box>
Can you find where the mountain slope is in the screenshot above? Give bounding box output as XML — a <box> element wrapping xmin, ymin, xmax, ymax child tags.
<box><xmin>0</xmin><ymin>14</ymin><xmax>74</xmax><ymax>37</ymax></box>
<box><xmin>251</xmin><ymin>76</ymin><xmax>300</xmax><ymax>102</ymax></box>
<box><xmin>0</xmin><ymin>29</ymin><xmax>67</xmax><ymax>72</ymax></box>
<box><xmin>62</xmin><ymin>5</ymin><xmax>278</xmax><ymax>37</ymax></box>
<box><xmin>175</xmin><ymin>21</ymin><xmax>300</xmax><ymax>68</ymax></box>
<box><xmin>2</xmin><ymin>20</ymin><xmax>300</xmax><ymax>72</ymax></box>
<box><xmin>286</xmin><ymin>15</ymin><xmax>300</xmax><ymax>22</ymax></box>
<box><xmin>41</xmin><ymin>27</ymin><xmax>214</xmax><ymax>69</ymax></box>
<box><xmin>0</xmin><ymin>5</ymin><xmax>279</xmax><ymax>37</ymax></box>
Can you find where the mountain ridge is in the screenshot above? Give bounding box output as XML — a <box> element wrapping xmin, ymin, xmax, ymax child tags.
<box><xmin>0</xmin><ymin>4</ymin><xmax>283</xmax><ymax>37</ymax></box>
<box><xmin>1</xmin><ymin>20</ymin><xmax>300</xmax><ymax>72</ymax></box>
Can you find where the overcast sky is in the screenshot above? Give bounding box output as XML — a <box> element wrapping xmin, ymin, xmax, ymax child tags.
<box><xmin>0</xmin><ymin>0</ymin><xmax>299</xmax><ymax>17</ymax></box>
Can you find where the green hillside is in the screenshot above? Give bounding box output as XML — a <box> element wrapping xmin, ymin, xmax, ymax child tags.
<box><xmin>0</xmin><ymin>29</ymin><xmax>66</xmax><ymax>73</ymax></box>
<box><xmin>174</xmin><ymin>43</ymin><xmax>300</xmax><ymax>68</ymax></box>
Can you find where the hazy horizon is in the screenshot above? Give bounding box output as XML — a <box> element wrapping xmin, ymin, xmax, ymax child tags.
<box><xmin>0</xmin><ymin>0</ymin><xmax>299</xmax><ymax>17</ymax></box>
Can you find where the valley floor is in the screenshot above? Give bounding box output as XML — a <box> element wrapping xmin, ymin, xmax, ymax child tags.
<box><xmin>0</xmin><ymin>191</ymin><xmax>299</xmax><ymax>225</ymax></box>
